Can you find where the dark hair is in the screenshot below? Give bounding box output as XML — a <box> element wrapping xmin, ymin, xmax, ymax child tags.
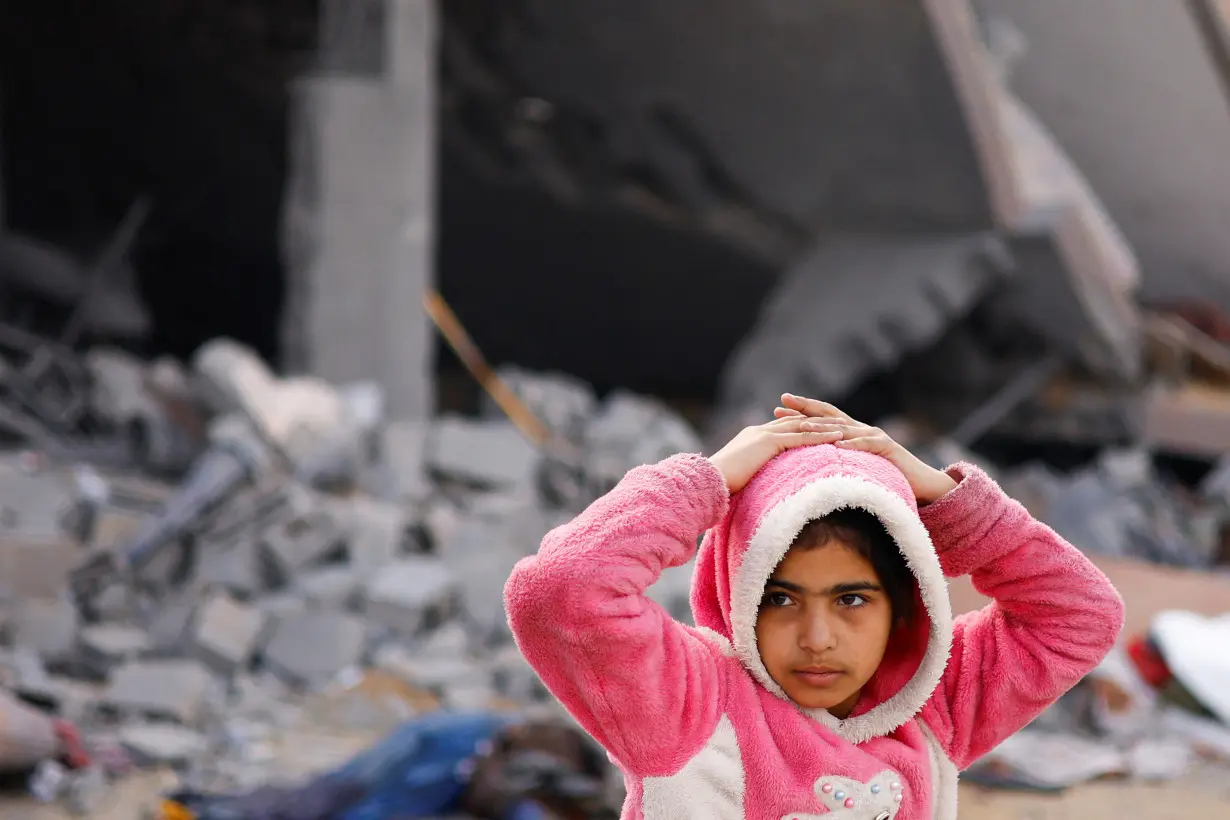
<box><xmin>790</xmin><ymin>508</ymin><xmax>918</xmax><ymax>627</ymax></box>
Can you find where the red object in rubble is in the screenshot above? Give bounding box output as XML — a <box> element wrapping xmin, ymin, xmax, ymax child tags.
<box><xmin>1126</xmin><ymin>633</ymin><xmax>1172</xmax><ymax>689</ymax></box>
<box><xmin>52</xmin><ymin>720</ymin><xmax>91</xmax><ymax>770</ymax></box>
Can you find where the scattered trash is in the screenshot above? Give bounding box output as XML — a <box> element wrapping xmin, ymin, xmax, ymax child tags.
<box><xmin>966</xmin><ymin>609</ymin><xmax>1230</xmax><ymax>793</ymax></box>
<box><xmin>156</xmin><ymin>711</ymin><xmax>615</xmax><ymax>820</ymax></box>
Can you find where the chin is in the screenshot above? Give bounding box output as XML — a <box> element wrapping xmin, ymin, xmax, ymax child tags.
<box><xmin>783</xmin><ymin>686</ymin><xmax>852</xmax><ymax>712</ymax></box>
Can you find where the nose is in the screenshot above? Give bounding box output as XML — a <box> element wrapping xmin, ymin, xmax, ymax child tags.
<box><xmin>798</xmin><ymin>609</ymin><xmax>837</xmax><ymax>653</ymax></box>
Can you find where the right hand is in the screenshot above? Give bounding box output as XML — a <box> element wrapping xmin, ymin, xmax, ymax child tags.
<box><xmin>709</xmin><ymin>417</ymin><xmax>842</xmax><ymax>493</ymax></box>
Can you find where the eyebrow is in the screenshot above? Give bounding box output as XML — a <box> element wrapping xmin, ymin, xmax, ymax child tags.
<box><xmin>765</xmin><ymin>579</ymin><xmax>883</xmax><ymax>596</ymax></box>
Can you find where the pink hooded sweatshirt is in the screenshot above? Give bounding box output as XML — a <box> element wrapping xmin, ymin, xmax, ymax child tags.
<box><xmin>504</xmin><ymin>446</ymin><xmax>1124</xmax><ymax>820</ymax></box>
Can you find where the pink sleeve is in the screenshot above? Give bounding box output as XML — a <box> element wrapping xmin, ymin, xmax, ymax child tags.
<box><xmin>504</xmin><ymin>453</ymin><xmax>730</xmax><ymax>776</ymax></box>
<box><xmin>917</xmin><ymin>463</ymin><xmax>1125</xmax><ymax>770</ymax></box>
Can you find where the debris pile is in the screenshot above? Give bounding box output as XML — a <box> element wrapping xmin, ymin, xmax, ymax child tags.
<box><xmin>0</xmin><ymin>340</ymin><xmax>703</xmax><ymax>816</ymax></box>
<box><xmin>966</xmin><ymin>611</ymin><xmax>1230</xmax><ymax>792</ymax></box>
<box><xmin>0</xmin><ymin>337</ymin><xmax>1226</xmax><ymax>812</ymax></box>
<box><xmin>996</xmin><ymin>448</ymin><xmax>1230</xmax><ymax>571</ymax></box>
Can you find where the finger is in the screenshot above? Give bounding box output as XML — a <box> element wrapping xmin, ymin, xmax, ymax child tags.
<box><xmin>774</xmin><ymin>431</ymin><xmax>844</xmax><ymax>449</ymax></box>
<box><xmin>764</xmin><ymin>415</ymin><xmax>813</xmax><ymax>430</ymax></box>
<box><xmin>834</xmin><ymin>433</ymin><xmax>891</xmax><ymax>453</ymax></box>
<box><xmin>800</xmin><ymin>420</ymin><xmax>858</xmax><ymax>432</ymax></box>
<box><xmin>781</xmin><ymin>394</ymin><xmax>851</xmax><ymax>421</ymax></box>
<box><xmin>773</xmin><ymin>407</ymin><xmax>804</xmax><ymax>418</ymax></box>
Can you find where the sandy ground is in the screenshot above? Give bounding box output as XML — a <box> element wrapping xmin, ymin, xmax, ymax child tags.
<box><xmin>958</xmin><ymin>770</ymin><xmax>1230</xmax><ymax>819</ymax></box>
<box><xmin>3</xmin><ymin>769</ymin><xmax>1228</xmax><ymax>819</ymax></box>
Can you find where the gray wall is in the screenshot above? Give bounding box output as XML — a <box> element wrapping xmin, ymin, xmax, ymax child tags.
<box><xmin>982</xmin><ymin>0</ymin><xmax>1230</xmax><ymax>308</ymax></box>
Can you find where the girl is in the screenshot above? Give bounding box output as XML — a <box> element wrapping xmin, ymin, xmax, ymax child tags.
<box><xmin>505</xmin><ymin>394</ymin><xmax>1124</xmax><ymax>820</ymax></box>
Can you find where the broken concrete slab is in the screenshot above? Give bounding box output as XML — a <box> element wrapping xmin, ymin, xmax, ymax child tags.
<box><xmin>983</xmin><ymin>0</ymin><xmax>1230</xmax><ymax>312</ymax></box>
<box><xmin>427</xmin><ymin>417</ymin><xmax>541</xmax><ymax>489</ymax></box>
<box><xmin>253</xmin><ymin>592</ymin><xmax>308</xmax><ymax>627</ymax></box>
<box><xmin>334</xmin><ymin>495</ymin><xmax>407</xmax><ymax>571</ymax></box>
<box><xmin>1143</xmin><ymin>384</ymin><xmax>1230</xmax><ymax>459</ymax></box>
<box><xmin>11</xmin><ymin>597</ymin><xmax>80</xmax><ymax>662</ymax></box>
<box><xmin>295</xmin><ymin>565</ymin><xmax>364</xmax><ymax>610</ymax></box>
<box><xmin>583</xmin><ymin>391</ymin><xmax>705</xmax><ymax>484</ymax></box>
<box><xmin>188</xmin><ymin>593</ymin><xmax>267</xmax><ymax>675</ymax></box>
<box><xmin>119</xmin><ymin>722</ymin><xmax>209</xmax><ymax>767</ymax></box>
<box><xmin>485</xmin><ymin>365</ymin><xmax>598</xmax><ymax>441</ymax></box>
<box><xmin>194</xmin><ymin>538</ymin><xmax>263</xmax><ymax>599</ymax></box>
<box><xmin>711</xmin><ymin>233</ymin><xmax>1007</xmax><ymax>443</ymax></box>
<box><xmin>105</xmin><ymin>659</ymin><xmax>215</xmax><ymax>724</ymax></box>
<box><xmin>0</xmin><ymin>536</ymin><xmax>84</xmax><ymax>604</ymax></box>
<box><xmin>0</xmin><ymin>459</ymin><xmax>80</xmax><ymax>539</ymax></box>
<box><xmin>260</xmin><ymin>611</ymin><xmax>367</xmax><ymax>690</ymax></box>
<box><xmin>371</xmin><ymin>419</ymin><xmax>431</xmax><ymax>503</ymax></box>
<box><xmin>371</xmin><ymin>644</ymin><xmax>483</xmax><ymax>691</ymax></box>
<box><xmin>436</xmin><ymin>513</ymin><xmax>555</xmax><ymax>642</ymax></box>
<box><xmin>142</xmin><ymin>598</ymin><xmax>196</xmax><ymax>656</ymax></box>
<box><xmin>78</xmin><ymin>624</ymin><xmax>151</xmax><ymax>665</ymax></box>
<box><xmin>260</xmin><ymin>508</ymin><xmax>345</xmax><ymax>586</ymax></box>
<box><xmin>360</xmin><ymin>556</ymin><xmax>457</xmax><ymax>635</ymax></box>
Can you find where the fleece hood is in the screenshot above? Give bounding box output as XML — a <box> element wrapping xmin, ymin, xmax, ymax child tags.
<box><xmin>690</xmin><ymin>444</ymin><xmax>954</xmax><ymax>744</ymax></box>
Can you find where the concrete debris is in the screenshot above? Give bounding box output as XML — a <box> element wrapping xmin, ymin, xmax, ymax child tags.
<box><xmin>998</xmin><ymin>447</ymin><xmax>1227</xmax><ymax>569</ymax></box>
<box><xmin>0</xmin><ymin>336</ymin><xmax>1225</xmax><ymax>815</ymax></box>
<box><xmin>105</xmin><ymin>659</ymin><xmax>215</xmax><ymax>724</ymax></box>
<box><xmin>119</xmin><ymin>723</ymin><xmax>208</xmax><ymax>766</ymax></box>
<box><xmin>428</xmin><ymin>416</ymin><xmax>542</xmax><ymax>489</ymax></box>
<box><xmin>186</xmin><ymin>593</ymin><xmax>267</xmax><ymax>675</ymax></box>
<box><xmin>260</xmin><ymin>611</ymin><xmax>367</xmax><ymax>690</ymax></box>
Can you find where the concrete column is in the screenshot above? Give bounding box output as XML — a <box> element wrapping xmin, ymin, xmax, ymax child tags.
<box><xmin>281</xmin><ymin>0</ymin><xmax>436</xmax><ymax>420</ymax></box>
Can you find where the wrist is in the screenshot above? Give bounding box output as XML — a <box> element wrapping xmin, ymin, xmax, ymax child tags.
<box><xmin>914</xmin><ymin>467</ymin><xmax>958</xmax><ymax>506</ymax></box>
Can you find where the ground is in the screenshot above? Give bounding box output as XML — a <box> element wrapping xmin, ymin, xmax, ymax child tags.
<box><xmin>3</xmin><ymin>769</ymin><xmax>1228</xmax><ymax>819</ymax></box>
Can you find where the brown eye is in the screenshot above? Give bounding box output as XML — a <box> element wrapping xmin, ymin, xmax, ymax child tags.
<box><xmin>763</xmin><ymin>592</ymin><xmax>792</xmax><ymax>608</ymax></box>
<box><xmin>838</xmin><ymin>594</ymin><xmax>869</xmax><ymax>608</ymax></box>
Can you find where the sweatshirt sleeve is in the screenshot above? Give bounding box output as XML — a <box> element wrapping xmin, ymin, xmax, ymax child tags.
<box><xmin>504</xmin><ymin>453</ymin><xmax>730</xmax><ymax>776</ymax></box>
<box><xmin>917</xmin><ymin>462</ymin><xmax>1125</xmax><ymax>770</ymax></box>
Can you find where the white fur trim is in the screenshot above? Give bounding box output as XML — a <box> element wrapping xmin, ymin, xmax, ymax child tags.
<box><xmin>692</xmin><ymin>626</ymin><xmax>737</xmax><ymax>658</ymax></box>
<box><xmin>920</xmin><ymin>721</ymin><xmax>959</xmax><ymax>820</ymax></box>
<box><xmin>730</xmin><ymin>475</ymin><xmax>954</xmax><ymax>744</ymax></box>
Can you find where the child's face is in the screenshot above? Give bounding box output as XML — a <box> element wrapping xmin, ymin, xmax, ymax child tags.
<box><xmin>755</xmin><ymin>540</ymin><xmax>894</xmax><ymax>718</ymax></box>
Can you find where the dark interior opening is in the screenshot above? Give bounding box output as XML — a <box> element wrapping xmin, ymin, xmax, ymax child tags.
<box><xmin>0</xmin><ymin>0</ymin><xmax>778</xmax><ymax>406</ymax></box>
<box><xmin>0</xmin><ymin>0</ymin><xmax>314</xmax><ymax>364</ymax></box>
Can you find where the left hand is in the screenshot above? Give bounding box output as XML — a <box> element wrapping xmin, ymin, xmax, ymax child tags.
<box><xmin>774</xmin><ymin>393</ymin><xmax>958</xmax><ymax>505</ymax></box>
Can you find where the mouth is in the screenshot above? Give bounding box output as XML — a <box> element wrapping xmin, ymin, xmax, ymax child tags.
<box><xmin>792</xmin><ymin>668</ymin><xmax>844</xmax><ymax>687</ymax></box>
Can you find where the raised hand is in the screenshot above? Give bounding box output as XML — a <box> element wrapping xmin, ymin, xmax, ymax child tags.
<box><xmin>774</xmin><ymin>393</ymin><xmax>957</xmax><ymax>504</ymax></box>
<box><xmin>709</xmin><ymin>416</ymin><xmax>843</xmax><ymax>493</ymax></box>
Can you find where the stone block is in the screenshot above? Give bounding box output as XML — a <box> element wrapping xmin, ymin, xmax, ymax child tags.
<box><xmin>295</xmin><ymin>566</ymin><xmax>364</xmax><ymax>610</ymax></box>
<box><xmin>11</xmin><ymin>597</ymin><xmax>80</xmax><ymax>662</ymax></box>
<box><xmin>106</xmin><ymin>659</ymin><xmax>215</xmax><ymax>724</ymax></box>
<box><xmin>79</xmin><ymin>624</ymin><xmax>151</xmax><ymax>665</ymax></box>
<box><xmin>338</xmin><ymin>496</ymin><xmax>407</xmax><ymax>571</ymax></box>
<box><xmin>119</xmin><ymin>723</ymin><xmax>209</xmax><ymax>766</ymax></box>
<box><xmin>261</xmin><ymin>611</ymin><xmax>367</xmax><ymax>689</ymax></box>
<box><xmin>360</xmin><ymin>556</ymin><xmax>456</xmax><ymax>635</ymax></box>
<box><xmin>260</xmin><ymin>508</ymin><xmax>345</xmax><ymax>585</ymax></box>
<box><xmin>188</xmin><ymin>593</ymin><xmax>267</xmax><ymax>674</ymax></box>
<box><xmin>375</xmin><ymin>419</ymin><xmax>430</xmax><ymax>502</ymax></box>
<box><xmin>194</xmin><ymin>538</ymin><xmax>263</xmax><ymax>598</ymax></box>
<box><xmin>427</xmin><ymin>417</ymin><xmax>541</xmax><ymax>489</ymax></box>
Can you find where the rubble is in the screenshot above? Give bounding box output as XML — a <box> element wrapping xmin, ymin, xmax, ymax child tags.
<box><xmin>0</xmin><ymin>335</ymin><xmax>1224</xmax><ymax>815</ymax></box>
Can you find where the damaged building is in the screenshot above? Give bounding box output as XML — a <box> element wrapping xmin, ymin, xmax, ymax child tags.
<box><xmin>1</xmin><ymin>0</ymin><xmax>1230</xmax><ymax>814</ymax></box>
<box><xmin>6</xmin><ymin>0</ymin><xmax>1229</xmax><ymax>450</ymax></box>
